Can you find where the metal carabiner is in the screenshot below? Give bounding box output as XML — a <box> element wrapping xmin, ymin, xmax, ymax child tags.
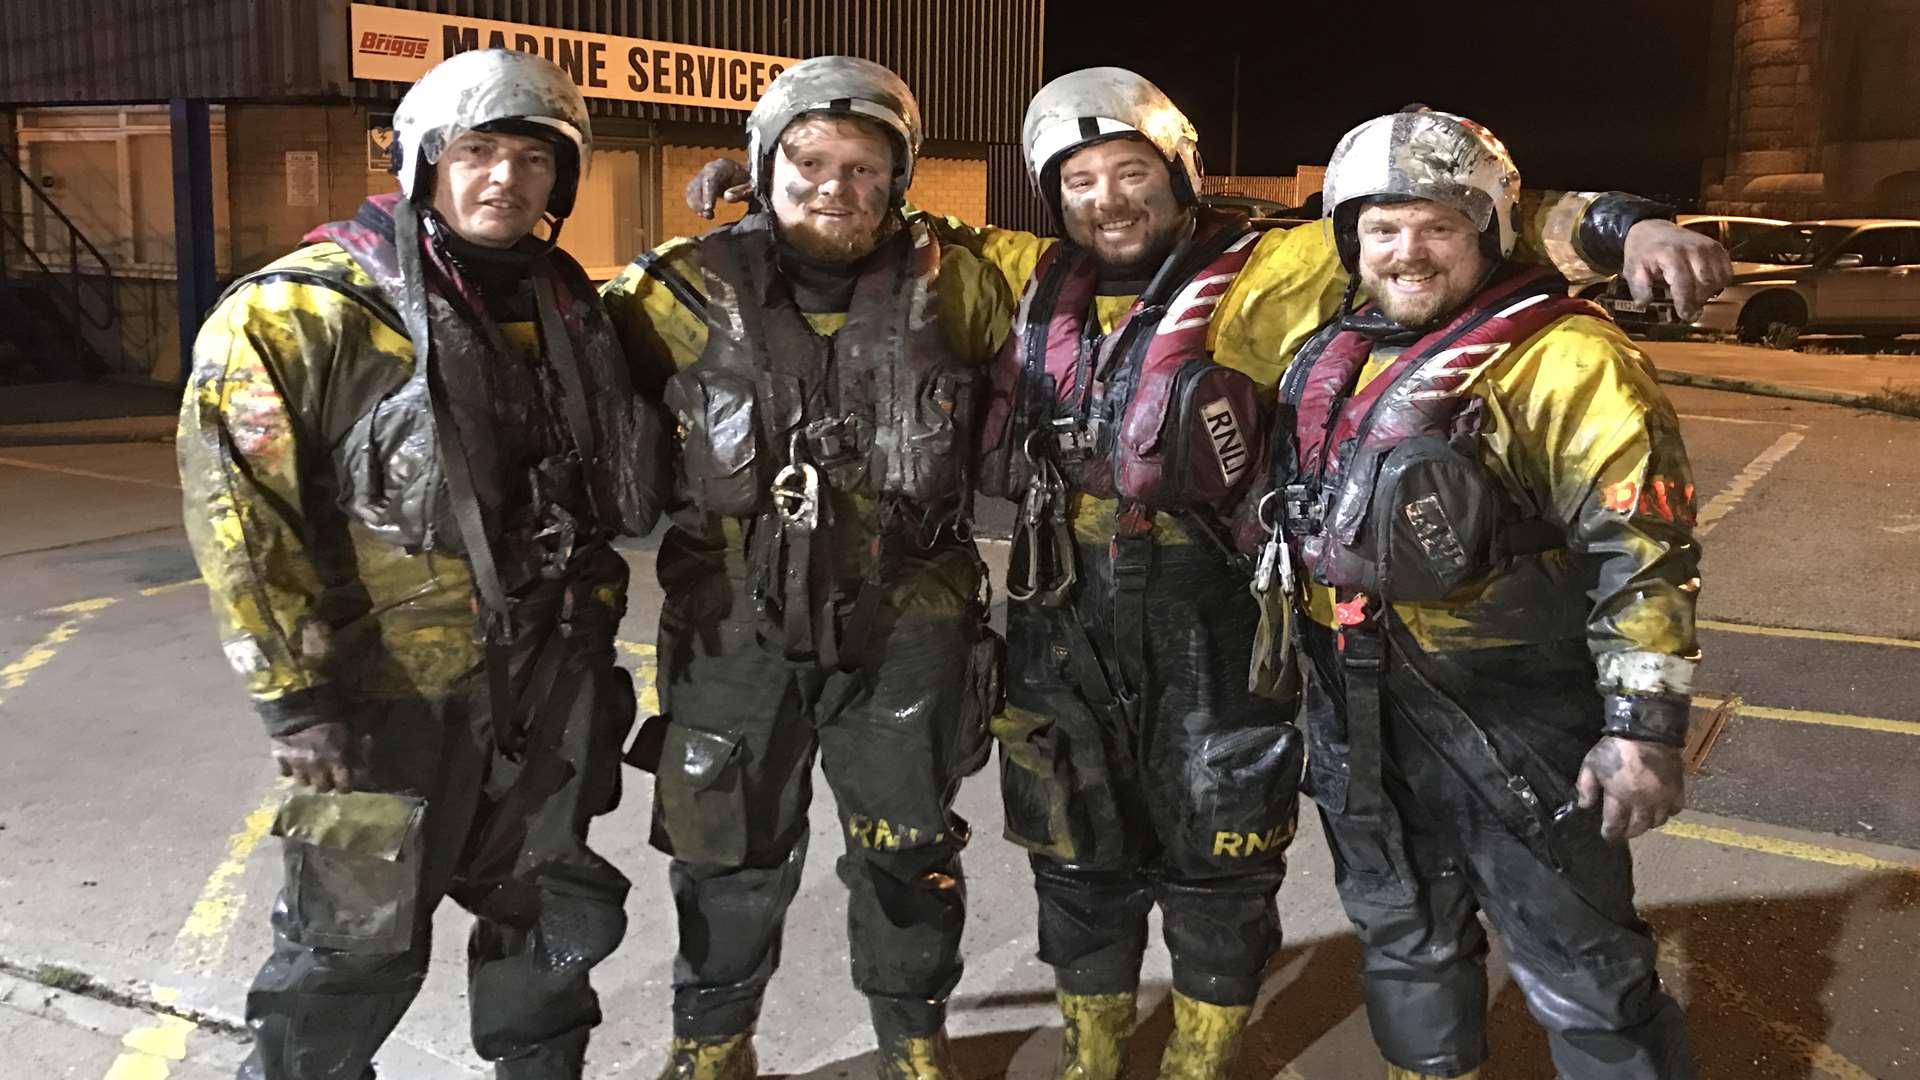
<box><xmin>770</xmin><ymin>461</ymin><xmax>820</xmax><ymax>531</ymax></box>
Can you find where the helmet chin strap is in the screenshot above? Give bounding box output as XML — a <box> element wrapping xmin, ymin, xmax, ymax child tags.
<box><xmin>419</xmin><ymin>205</ymin><xmax>564</xmax><ymax>271</ymax></box>
<box><xmin>1343</xmin><ymin>259</ymin><xmax>1504</xmax><ymax>344</ymax></box>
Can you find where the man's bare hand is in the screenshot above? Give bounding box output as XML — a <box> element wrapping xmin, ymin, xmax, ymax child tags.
<box><xmin>685</xmin><ymin>157</ymin><xmax>751</xmax><ymax>219</ymax></box>
<box><xmin>1621</xmin><ymin>219</ymin><xmax>1732</xmax><ymax>322</ymax></box>
<box><xmin>1574</xmin><ymin>736</ymin><xmax>1685</xmax><ymax>843</ymax></box>
<box><xmin>271</xmin><ymin>720</ymin><xmax>356</xmax><ymax>792</ymax></box>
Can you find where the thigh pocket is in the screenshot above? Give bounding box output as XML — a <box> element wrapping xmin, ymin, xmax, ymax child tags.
<box><xmin>991</xmin><ymin>706</ymin><xmax>1128</xmax><ymax>868</ymax></box>
<box><xmin>650</xmin><ymin>722</ymin><xmax>751</xmax><ymax>867</ymax></box>
<box><xmin>273</xmin><ymin>791</ymin><xmax>428</xmax><ymax>954</ymax></box>
<box><xmin>947</xmin><ymin>630</ymin><xmax>1004</xmax><ymax>780</ymax></box>
<box><xmin>1178</xmin><ymin>724</ymin><xmax>1305</xmax><ymax>874</ymax></box>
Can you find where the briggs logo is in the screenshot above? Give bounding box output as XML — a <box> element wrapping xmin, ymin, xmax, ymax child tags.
<box><xmin>359</xmin><ymin>32</ymin><xmax>429</xmax><ymax>59</ymax></box>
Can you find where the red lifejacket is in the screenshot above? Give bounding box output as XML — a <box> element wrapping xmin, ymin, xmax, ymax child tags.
<box><xmin>977</xmin><ymin>209</ymin><xmax>1263</xmax><ymax>511</ymax></box>
<box><xmin>1278</xmin><ymin>265</ymin><xmax>1604</xmax><ymax>599</ymax></box>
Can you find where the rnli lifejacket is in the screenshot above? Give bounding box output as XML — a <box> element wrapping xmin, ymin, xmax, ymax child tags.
<box><xmin>229</xmin><ymin>194</ymin><xmax>667</xmax><ymax>581</ymax></box>
<box><xmin>1272</xmin><ymin>265</ymin><xmax>1601</xmax><ymax>601</ymax></box>
<box><xmin>977</xmin><ymin>209</ymin><xmax>1262</xmax><ymax>512</ymax></box>
<box><xmin>658</xmin><ymin>212</ymin><xmax>975</xmax><ymax>519</ymax></box>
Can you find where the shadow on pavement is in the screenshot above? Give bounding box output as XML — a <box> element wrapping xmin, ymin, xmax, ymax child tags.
<box><xmin>770</xmin><ymin>871</ymin><xmax>1918</xmax><ymax>1078</ymax></box>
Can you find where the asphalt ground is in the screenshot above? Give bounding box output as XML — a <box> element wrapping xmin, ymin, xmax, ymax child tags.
<box><xmin>1</xmin><ymin>359</ymin><xmax>1917</xmax><ymax>1078</ymax></box>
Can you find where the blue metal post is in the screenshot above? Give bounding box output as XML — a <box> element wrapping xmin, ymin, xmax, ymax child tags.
<box><xmin>170</xmin><ymin>97</ymin><xmax>216</xmax><ymax>389</ymax></box>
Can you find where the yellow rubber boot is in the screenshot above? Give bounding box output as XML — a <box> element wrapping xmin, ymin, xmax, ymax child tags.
<box><xmin>1156</xmin><ymin>991</ymin><xmax>1252</xmax><ymax>1080</ymax></box>
<box><xmin>1054</xmin><ymin>991</ymin><xmax>1138</xmax><ymax>1080</ymax></box>
<box><xmin>656</xmin><ymin>1032</ymin><xmax>758</xmax><ymax>1080</ymax></box>
<box><xmin>874</xmin><ymin>1028</ymin><xmax>957</xmax><ymax>1080</ymax></box>
<box><xmin>1385</xmin><ymin>1068</ymin><xmax>1482</xmax><ymax>1079</ymax></box>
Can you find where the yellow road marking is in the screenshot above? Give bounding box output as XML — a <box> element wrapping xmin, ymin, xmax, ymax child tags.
<box><xmin>138</xmin><ymin>578</ymin><xmax>204</xmax><ymax>598</ymax></box>
<box><xmin>0</xmin><ymin>454</ymin><xmax>181</xmax><ymax>490</ymax></box>
<box><xmin>1659</xmin><ymin>820</ymin><xmax>1920</xmax><ymax>876</ymax></box>
<box><xmin>1694</xmin><ymin>693</ymin><xmax>1920</xmax><ymax>737</ymax></box>
<box><xmin>0</xmin><ymin>600</ymin><xmax>115</xmax><ymax>708</ymax></box>
<box><xmin>98</xmin><ymin>787</ymin><xmax>282</xmax><ymax>1080</ymax></box>
<box><xmin>618</xmin><ymin>640</ymin><xmax>661</xmax><ymax>715</ymax></box>
<box><xmin>173</xmin><ymin>790</ymin><xmax>282</xmax><ymax>970</ymax></box>
<box><xmin>1698</xmin><ymin>617</ymin><xmax>1920</xmax><ymax>650</ymax></box>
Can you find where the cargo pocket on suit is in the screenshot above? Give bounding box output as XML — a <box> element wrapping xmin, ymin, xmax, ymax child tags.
<box><xmin>651</xmin><ymin>722</ymin><xmax>751</xmax><ymax>867</ymax></box>
<box><xmin>273</xmin><ymin>791</ymin><xmax>428</xmax><ymax>954</ymax></box>
<box><xmin>1180</xmin><ymin>723</ymin><xmax>1304</xmax><ymax>874</ymax></box>
<box><xmin>991</xmin><ymin>706</ymin><xmax>1127</xmax><ymax>867</ymax></box>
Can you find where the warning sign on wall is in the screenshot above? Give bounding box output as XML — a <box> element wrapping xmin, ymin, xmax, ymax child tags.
<box><xmin>349</xmin><ymin>3</ymin><xmax>799</xmax><ymax>111</ymax></box>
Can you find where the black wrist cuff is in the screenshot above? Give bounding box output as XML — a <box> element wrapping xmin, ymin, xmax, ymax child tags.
<box><xmin>1577</xmin><ymin>192</ymin><xmax>1677</xmax><ymax>274</ymax></box>
<box><xmin>257</xmin><ymin>686</ymin><xmax>340</xmax><ymax>738</ymax></box>
<box><xmin>1601</xmin><ymin>693</ymin><xmax>1691</xmax><ymax>747</ymax></box>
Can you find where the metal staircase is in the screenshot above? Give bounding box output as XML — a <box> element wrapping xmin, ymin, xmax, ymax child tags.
<box><xmin>0</xmin><ymin>142</ymin><xmax>118</xmax><ymax>381</ymax></box>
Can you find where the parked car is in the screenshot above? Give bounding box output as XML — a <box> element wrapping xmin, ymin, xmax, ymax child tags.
<box><xmin>1599</xmin><ymin>218</ymin><xmax>1920</xmax><ymax>347</ymax></box>
<box><xmin>1582</xmin><ymin>215</ymin><xmax>1786</xmax><ymax>334</ymax></box>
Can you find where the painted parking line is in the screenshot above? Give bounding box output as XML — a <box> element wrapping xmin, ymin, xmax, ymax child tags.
<box><xmin>1693</xmin><ymin>693</ymin><xmax>1920</xmax><ymax>738</ymax></box>
<box><xmin>0</xmin><ymin>596</ymin><xmax>115</xmax><ymax>709</ymax></box>
<box><xmin>1676</xmin><ymin>412</ymin><xmax>1809</xmax><ymax>430</ymax></box>
<box><xmin>1697</xmin><ymin>617</ymin><xmax>1920</xmax><ymax>650</ymax></box>
<box><xmin>0</xmin><ymin>455</ymin><xmax>181</xmax><ymax>490</ymax></box>
<box><xmin>1694</xmin><ymin>429</ymin><xmax>1805</xmax><ymax>536</ymax></box>
<box><xmin>98</xmin><ymin>786</ymin><xmax>283</xmax><ymax>1080</ymax></box>
<box><xmin>1659</xmin><ymin>819</ymin><xmax>1920</xmax><ymax>877</ymax></box>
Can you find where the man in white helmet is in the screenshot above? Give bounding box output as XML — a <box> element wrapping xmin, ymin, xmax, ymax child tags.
<box><xmin>177</xmin><ymin>49</ymin><xmax>667</xmax><ymax>1080</ymax></box>
<box><xmin>1245</xmin><ymin>108</ymin><xmax>1700</xmax><ymax>1079</ymax></box>
<box><xmin>599</xmin><ymin>56</ymin><xmax>1012</xmax><ymax>1080</ymax></box>
<box><xmin>684</xmin><ymin>68</ymin><xmax>1725</xmax><ymax>1080</ymax></box>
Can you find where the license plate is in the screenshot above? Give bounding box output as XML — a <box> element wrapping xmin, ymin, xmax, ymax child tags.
<box><xmin>1607</xmin><ymin>298</ymin><xmax>1649</xmax><ymax>314</ymax></box>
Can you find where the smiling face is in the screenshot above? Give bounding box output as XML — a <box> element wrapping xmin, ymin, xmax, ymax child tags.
<box><xmin>1355</xmin><ymin>199</ymin><xmax>1491</xmax><ymax>326</ymax></box>
<box><xmin>1056</xmin><ymin>136</ymin><xmax>1189</xmax><ymax>277</ymax></box>
<box><xmin>768</xmin><ymin>115</ymin><xmax>897</xmax><ymax>265</ymax></box>
<box><xmin>429</xmin><ymin>129</ymin><xmax>558</xmax><ymax>248</ymax></box>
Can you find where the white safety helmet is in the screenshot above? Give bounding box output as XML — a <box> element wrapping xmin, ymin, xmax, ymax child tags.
<box><xmin>391</xmin><ymin>48</ymin><xmax>593</xmax><ymax>219</ymax></box>
<box><xmin>745</xmin><ymin>56</ymin><xmax>923</xmax><ymax>205</ymax></box>
<box><xmin>1322</xmin><ymin>107</ymin><xmax>1521</xmax><ymax>272</ymax></box>
<box><xmin>1022</xmin><ymin>67</ymin><xmax>1203</xmax><ymax>222</ymax></box>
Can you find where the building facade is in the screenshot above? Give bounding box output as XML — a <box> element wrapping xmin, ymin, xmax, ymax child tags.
<box><xmin>1701</xmin><ymin>0</ymin><xmax>1920</xmax><ymax>220</ymax></box>
<box><xmin>0</xmin><ymin>0</ymin><xmax>1046</xmax><ymax>382</ymax></box>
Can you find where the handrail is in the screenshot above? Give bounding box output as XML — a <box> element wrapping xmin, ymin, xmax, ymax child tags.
<box><xmin>0</xmin><ymin>141</ymin><xmax>118</xmax><ymax>333</ymax></box>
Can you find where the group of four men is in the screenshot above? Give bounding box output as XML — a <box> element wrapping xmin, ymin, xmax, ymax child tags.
<box><xmin>180</xmin><ymin>45</ymin><xmax>1723</xmax><ymax>1080</ymax></box>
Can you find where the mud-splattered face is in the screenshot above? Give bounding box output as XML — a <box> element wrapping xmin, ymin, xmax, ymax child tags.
<box><xmin>1355</xmin><ymin>200</ymin><xmax>1490</xmax><ymax>326</ymax></box>
<box><xmin>769</xmin><ymin>116</ymin><xmax>896</xmax><ymax>265</ymax></box>
<box><xmin>1057</xmin><ymin>136</ymin><xmax>1188</xmax><ymax>277</ymax></box>
<box><xmin>431</xmin><ymin>130</ymin><xmax>557</xmax><ymax>248</ymax></box>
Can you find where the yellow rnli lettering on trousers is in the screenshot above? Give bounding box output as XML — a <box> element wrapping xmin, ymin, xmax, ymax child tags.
<box><xmin>1212</xmin><ymin>823</ymin><xmax>1295</xmax><ymax>858</ymax></box>
<box><xmin>847</xmin><ymin>815</ymin><xmax>944</xmax><ymax>850</ymax></box>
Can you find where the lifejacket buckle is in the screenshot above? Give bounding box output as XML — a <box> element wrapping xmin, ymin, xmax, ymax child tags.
<box><xmin>770</xmin><ymin>462</ymin><xmax>821</xmax><ymax>531</ymax></box>
<box><xmin>1049</xmin><ymin>416</ymin><xmax>1093</xmax><ymax>463</ymax></box>
<box><xmin>803</xmin><ymin>414</ymin><xmax>863</xmax><ymax>467</ymax></box>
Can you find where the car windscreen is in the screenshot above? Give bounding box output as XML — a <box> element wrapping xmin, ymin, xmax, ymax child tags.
<box><xmin>1728</xmin><ymin>224</ymin><xmax>1853</xmax><ymax>265</ymax></box>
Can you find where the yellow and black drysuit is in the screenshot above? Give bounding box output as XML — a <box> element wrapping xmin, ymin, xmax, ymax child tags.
<box><xmin>924</xmin><ymin>191</ymin><xmax>1663</xmax><ymax>1019</ymax></box>
<box><xmin>600</xmin><ymin>211</ymin><xmax>1010</xmax><ymax>1048</ymax></box>
<box><xmin>1254</xmin><ymin>262</ymin><xmax>1700</xmax><ymax>1078</ymax></box>
<box><xmin>179</xmin><ymin>192</ymin><xmax>666</xmax><ymax>1080</ymax></box>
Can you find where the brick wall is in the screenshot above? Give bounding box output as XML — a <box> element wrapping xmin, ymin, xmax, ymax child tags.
<box><xmin>905</xmin><ymin>157</ymin><xmax>988</xmax><ymax>223</ymax></box>
<box><xmin>225</xmin><ymin>105</ymin><xmax>374</xmax><ymax>276</ymax></box>
<box><xmin>657</xmin><ymin>142</ymin><xmax>747</xmax><ymax>245</ymax></box>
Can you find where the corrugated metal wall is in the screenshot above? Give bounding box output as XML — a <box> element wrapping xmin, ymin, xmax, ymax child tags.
<box><xmin>347</xmin><ymin>0</ymin><xmax>1042</xmax><ymax>146</ymax></box>
<box><xmin>0</xmin><ymin>0</ymin><xmax>347</xmax><ymax>103</ymax></box>
<box><xmin>987</xmin><ymin>141</ymin><xmax>1049</xmax><ymax>233</ymax></box>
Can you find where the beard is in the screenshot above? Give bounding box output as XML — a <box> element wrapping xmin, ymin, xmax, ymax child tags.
<box><xmin>777</xmin><ymin>210</ymin><xmax>894</xmax><ymax>266</ymax></box>
<box><xmin>1362</xmin><ymin>261</ymin><xmax>1477</xmax><ymax>327</ymax></box>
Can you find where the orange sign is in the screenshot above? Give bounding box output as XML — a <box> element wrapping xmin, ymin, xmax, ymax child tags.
<box><xmin>348</xmin><ymin>3</ymin><xmax>798</xmax><ymax>110</ymax></box>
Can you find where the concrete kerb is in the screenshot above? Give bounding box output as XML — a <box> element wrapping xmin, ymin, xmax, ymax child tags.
<box><xmin>0</xmin><ymin>416</ymin><xmax>177</xmax><ymax>447</ymax></box>
<box><xmin>1656</xmin><ymin>368</ymin><xmax>1916</xmax><ymax>416</ymax></box>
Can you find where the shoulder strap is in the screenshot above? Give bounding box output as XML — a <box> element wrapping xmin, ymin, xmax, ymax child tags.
<box><xmin>628</xmin><ymin>248</ymin><xmax>710</xmax><ymax>319</ymax></box>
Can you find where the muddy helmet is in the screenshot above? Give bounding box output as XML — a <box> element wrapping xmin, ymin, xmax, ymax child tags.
<box><xmin>1022</xmin><ymin>67</ymin><xmax>1203</xmax><ymax>222</ymax></box>
<box><xmin>1322</xmin><ymin>107</ymin><xmax>1521</xmax><ymax>273</ymax></box>
<box><xmin>745</xmin><ymin>56</ymin><xmax>923</xmax><ymax>204</ymax></box>
<box><xmin>391</xmin><ymin>48</ymin><xmax>593</xmax><ymax>218</ymax></box>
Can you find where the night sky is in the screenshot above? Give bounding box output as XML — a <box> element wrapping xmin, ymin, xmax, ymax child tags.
<box><xmin>1043</xmin><ymin>0</ymin><xmax>1716</xmax><ymax>205</ymax></box>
